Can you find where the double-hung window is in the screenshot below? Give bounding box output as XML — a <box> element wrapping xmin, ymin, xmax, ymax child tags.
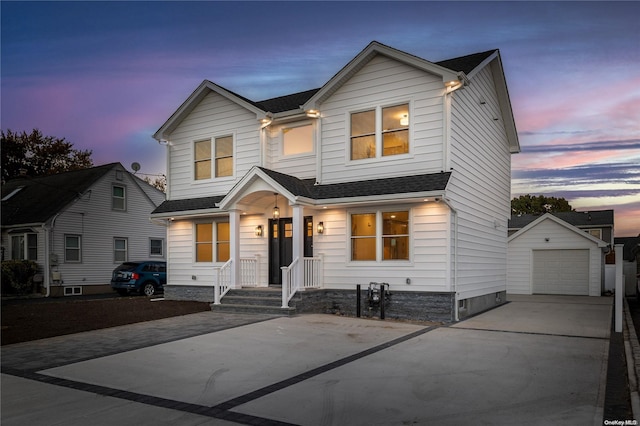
<box><xmin>350</xmin><ymin>103</ymin><xmax>409</xmax><ymax>160</ymax></box>
<box><xmin>350</xmin><ymin>210</ymin><xmax>410</xmax><ymax>262</ymax></box>
<box><xmin>112</xmin><ymin>185</ymin><xmax>126</xmax><ymax>210</ymax></box>
<box><xmin>150</xmin><ymin>238</ymin><xmax>164</xmax><ymax>257</ymax></box>
<box><xmin>194</xmin><ymin>136</ymin><xmax>233</xmax><ymax>180</ymax></box>
<box><xmin>114</xmin><ymin>238</ymin><xmax>128</xmax><ymax>262</ymax></box>
<box><xmin>195</xmin><ymin>222</ymin><xmax>230</xmax><ymax>262</ymax></box>
<box><xmin>65</xmin><ymin>235</ymin><xmax>82</xmax><ymax>263</ymax></box>
<box><xmin>283</xmin><ymin>124</ymin><xmax>314</xmax><ymax>156</ymax></box>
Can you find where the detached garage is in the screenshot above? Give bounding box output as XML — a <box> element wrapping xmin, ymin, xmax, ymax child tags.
<box><xmin>508</xmin><ymin>213</ymin><xmax>608</xmax><ymax>296</ymax></box>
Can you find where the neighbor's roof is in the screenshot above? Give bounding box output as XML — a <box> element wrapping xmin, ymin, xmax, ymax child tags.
<box><xmin>509</xmin><ymin>210</ymin><xmax>614</xmax><ymax>229</ymax></box>
<box><xmin>1</xmin><ymin>163</ymin><xmax>119</xmax><ymax>226</ymax></box>
<box><xmin>152</xmin><ymin>168</ymin><xmax>451</xmax><ymax>215</ymax></box>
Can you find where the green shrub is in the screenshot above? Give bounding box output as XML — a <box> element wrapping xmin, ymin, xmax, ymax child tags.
<box><xmin>1</xmin><ymin>260</ymin><xmax>39</xmax><ymax>294</ymax></box>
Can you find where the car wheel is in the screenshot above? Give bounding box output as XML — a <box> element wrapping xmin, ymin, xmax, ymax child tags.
<box><xmin>116</xmin><ymin>289</ymin><xmax>128</xmax><ymax>296</ymax></box>
<box><xmin>141</xmin><ymin>282</ymin><xmax>155</xmax><ymax>297</ymax></box>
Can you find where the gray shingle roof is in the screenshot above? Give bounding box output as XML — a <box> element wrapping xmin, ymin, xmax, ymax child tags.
<box><xmin>509</xmin><ymin>210</ymin><xmax>614</xmax><ymax>229</ymax></box>
<box><xmin>1</xmin><ymin>163</ymin><xmax>119</xmax><ymax>226</ymax></box>
<box><xmin>152</xmin><ymin>169</ymin><xmax>451</xmax><ymax>215</ymax></box>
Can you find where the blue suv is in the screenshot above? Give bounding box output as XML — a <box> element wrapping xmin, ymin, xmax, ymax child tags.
<box><xmin>111</xmin><ymin>261</ymin><xmax>166</xmax><ymax>297</ymax></box>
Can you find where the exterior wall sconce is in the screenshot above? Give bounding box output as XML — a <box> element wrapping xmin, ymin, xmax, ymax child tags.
<box><xmin>273</xmin><ymin>193</ymin><xmax>280</xmax><ymax>219</ymax></box>
<box><xmin>306</xmin><ymin>109</ymin><xmax>320</xmax><ymax>118</ymax></box>
<box><xmin>255</xmin><ymin>225</ymin><xmax>263</xmax><ymax>237</ymax></box>
<box><xmin>317</xmin><ymin>222</ymin><xmax>324</xmax><ymax>234</ymax></box>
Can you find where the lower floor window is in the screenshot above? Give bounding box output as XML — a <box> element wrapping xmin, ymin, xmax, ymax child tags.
<box><xmin>65</xmin><ymin>235</ymin><xmax>82</xmax><ymax>262</ymax></box>
<box><xmin>351</xmin><ymin>210</ymin><xmax>409</xmax><ymax>261</ymax></box>
<box><xmin>195</xmin><ymin>222</ymin><xmax>229</xmax><ymax>262</ymax></box>
<box><xmin>114</xmin><ymin>238</ymin><xmax>128</xmax><ymax>262</ymax></box>
<box><xmin>10</xmin><ymin>233</ymin><xmax>37</xmax><ymax>260</ymax></box>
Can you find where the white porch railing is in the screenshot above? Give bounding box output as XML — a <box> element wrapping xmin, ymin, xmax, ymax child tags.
<box><xmin>213</xmin><ymin>259</ymin><xmax>232</xmax><ymax>305</ymax></box>
<box><xmin>281</xmin><ymin>255</ymin><xmax>323</xmax><ymax>308</ymax></box>
<box><xmin>213</xmin><ymin>255</ymin><xmax>260</xmax><ymax>304</ymax></box>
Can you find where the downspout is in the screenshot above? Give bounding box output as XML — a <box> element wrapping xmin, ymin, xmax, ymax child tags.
<box><xmin>440</xmin><ymin>197</ymin><xmax>459</xmax><ymax>321</ymax></box>
<box><xmin>43</xmin><ymin>212</ymin><xmax>61</xmax><ymax>297</ymax></box>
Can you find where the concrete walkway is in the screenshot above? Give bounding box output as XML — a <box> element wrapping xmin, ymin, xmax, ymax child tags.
<box><xmin>1</xmin><ymin>295</ymin><xmax>616</xmax><ymax>425</ymax></box>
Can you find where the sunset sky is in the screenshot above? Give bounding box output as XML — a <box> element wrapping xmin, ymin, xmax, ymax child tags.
<box><xmin>1</xmin><ymin>1</ymin><xmax>639</xmax><ymax>236</ymax></box>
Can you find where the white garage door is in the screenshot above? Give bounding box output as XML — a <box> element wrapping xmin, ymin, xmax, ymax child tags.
<box><xmin>532</xmin><ymin>249</ymin><xmax>590</xmax><ymax>295</ymax></box>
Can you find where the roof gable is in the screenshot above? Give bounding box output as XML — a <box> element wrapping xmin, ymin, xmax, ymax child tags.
<box><xmin>1</xmin><ymin>163</ymin><xmax>119</xmax><ymax>226</ymax></box>
<box><xmin>508</xmin><ymin>213</ymin><xmax>608</xmax><ymax>247</ymax></box>
<box><xmin>303</xmin><ymin>41</ymin><xmax>463</xmax><ymax>111</ymax></box>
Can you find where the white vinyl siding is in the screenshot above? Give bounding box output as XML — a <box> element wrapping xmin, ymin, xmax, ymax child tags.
<box><xmin>44</xmin><ymin>166</ymin><xmax>166</xmax><ymax>287</ymax></box>
<box><xmin>167</xmin><ymin>92</ymin><xmax>260</xmax><ymax>199</ymax></box>
<box><xmin>507</xmin><ymin>218</ymin><xmax>603</xmax><ymax>296</ymax></box>
<box><xmin>446</xmin><ymin>64</ymin><xmax>512</xmax><ymax>300</ymax></box>
<box><xmin>319</xmin><ymin>55</ymin><xmax>445</xmax><ymax>184</ymax></box>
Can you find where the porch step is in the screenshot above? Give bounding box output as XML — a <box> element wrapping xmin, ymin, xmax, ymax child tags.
<box><xmin>210</xmin><ymin>287</ymin><xmax>296</xmax><ymax>316</ymax></box>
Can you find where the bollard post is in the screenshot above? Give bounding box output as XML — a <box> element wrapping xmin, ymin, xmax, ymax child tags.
<box><xmin>356</xmin><ymin>284</ymin><xmax>361</xmax><ymax>317</ymax></box>
<box><xmin>615</xmin><ymin>244</ymin><xmax>623</xmax><ymax>333</ymax></box>
<box><xmin>380</xmin><ymin>284</ymin><xmax>385</xmax><ymax>320</ymax></box>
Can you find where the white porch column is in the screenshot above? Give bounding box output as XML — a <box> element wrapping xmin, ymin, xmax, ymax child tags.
<box><xmin>229</xmin><ymin>209</ymin><xmax>241</xmax><ymax>289</ymax></box>
<box><xmin>292</xmin><ymin>204</ymin><xmax>304</xmax><ymax>287</ymax></box>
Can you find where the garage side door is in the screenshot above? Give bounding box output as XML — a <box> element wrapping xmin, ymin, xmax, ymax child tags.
<box><xmin>532</xmin><ymin>249</ymin><xmax>590</xmax><ymax>295</ymax></box>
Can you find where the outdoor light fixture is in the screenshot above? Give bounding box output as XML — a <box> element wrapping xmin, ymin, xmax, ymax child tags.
<box><xmin>317</xmin><ymin>222</ymin><xmax>324</xmax><ymax>234</ymax></box>
<box><xmin>273</xmin><ymin>193</ymin><xmax>280</xmax><ymax>219</ymax></box>
<box><xmin>255</xmin><ymin>225</ymin><xmax>263</xmax><ymax>237</ymax></box>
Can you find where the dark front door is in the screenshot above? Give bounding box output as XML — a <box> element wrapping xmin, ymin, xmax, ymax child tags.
<box><xmin>269</xmin><ymin>217</ymin><xmax>314</xmax><ymax>285</ymax></box>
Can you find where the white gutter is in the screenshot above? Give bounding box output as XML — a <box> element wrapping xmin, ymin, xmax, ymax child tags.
<box><xmin>42</xmin><ymin>212</ymin><xmax>60</xmax><ymax>297</ymax></box>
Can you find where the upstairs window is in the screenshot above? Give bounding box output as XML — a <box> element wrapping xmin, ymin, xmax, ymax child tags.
<box><xmin>195</xmin><ymin>136</ymin><xmax>233</xmax><ymax>180</ymax></box>
<box><xmin>350</xmin><ymin>104</ymin><xmax>409</xmax><ymax>160</ymax></box>
<box><xmin>215</xmin><ymin>136</ymin><xmax>233</xmax><ymax>177</ymax></box>
<box><xmin>194</xmin><ymin>140</ymin><xmax>212</xmax><ymax>180</ymax></box>
<box><xmin>283</xmin><ymin>124</ymin><xmax>314</xmax><ymax>156</ymax></box>
<box><xmin>112</xmin><ymin>185</ymin><xmax>126</xmax><ymax>210</ymax></box>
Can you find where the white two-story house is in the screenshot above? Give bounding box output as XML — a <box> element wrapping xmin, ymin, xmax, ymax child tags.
<box><xmin>151</xmin><ymin>41</ymin><xmax>520</xmax><ymax>322</ymax></box>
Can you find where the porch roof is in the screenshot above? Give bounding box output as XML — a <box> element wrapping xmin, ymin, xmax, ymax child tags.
<box><xmin>152</xmin><ymin>169</ymin><xmax>451</xmax><ymax>215</ymax></box>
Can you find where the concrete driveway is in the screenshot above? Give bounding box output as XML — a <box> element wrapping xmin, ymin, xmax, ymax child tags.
<box><xmin>1</xmin><ymin>295</ymin><xmax>613</xmax><ymax>425</ymax></box>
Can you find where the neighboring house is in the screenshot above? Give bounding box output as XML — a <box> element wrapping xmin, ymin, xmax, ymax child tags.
<box><xmin>151</xmin><ymin>41</ymin><xmax>520</xmax><ymax>322</ymax></box>
<box><xmin>507</xmin><ymin>211</ymin><xmax>611</xmax><ymax>296</ymax></box>
<box><xmin>615</xmin><ymin>235</ymin><xmax>640</xmax><ymax>296</ymax></box>
<box><xmin>1</xmin><ymin>163</ymin><xmax>166</xmax><ymax>297</ymax></box>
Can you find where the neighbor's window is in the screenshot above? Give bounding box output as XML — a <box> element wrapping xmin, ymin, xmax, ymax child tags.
<box><xmin>114</xmin><ymin>238</ymin><xmax>128</xmax><ymax>262</ymax></box>
<box><xmin>215</xmin><ymin>136</ymin><xmax>233</xmax><ymax>177</ymax></box>
<box><xmin>382</xmin><ymin>211</ymin><xmax>409</xmax><ymax>260</ymax></box>
<box><xmin>65</xmin><ymin>235</ymin><xmax>82</xmax><ymax>263</ymax></box>
<box><xmin>195</xmin><ymin>223</ymin><xmax>213</xmax><ymax>262</ymax></box>
<box><xmin>588</xmin><ymin>229</ymin><xmax>602</xmax><ymax>239</ymax></box>
<box><xmin>9</xmin><ymin>233</ymin><xmax>37</xmax><ymax>260</ymax></box>
<box><xmin>112</xmin><ymin>185</ymin><xmax>126</xmax><ymax>210</ymax></box>
<box><xmin>350</xmin><ymin>104</ymin><xmax>409</xmax><ymax>160</ymax></box>
<box><xmin>351</xmin><ymin>210</ymin><xmax>410</xmax><ymax>261</ymax></box>
<box><xmin>194</xmin><ymin>140</ymin><xmax>212</xmax><ymax>180</ymax></box>
<box><xmin>283</xmin><ymin>124</ymin><xmax>314</xmax><ymax>156</ymax></box>
<box><xmin>150</xmin><ymin>238</ymin><xmax>164</xmax><ymax>257</ymax></box>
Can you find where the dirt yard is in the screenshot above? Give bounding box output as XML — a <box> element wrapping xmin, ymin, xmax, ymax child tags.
<box><xmin>1</xmin><ymin>296</ymin><xmax>210</xmax><ymax>345</ymax></box>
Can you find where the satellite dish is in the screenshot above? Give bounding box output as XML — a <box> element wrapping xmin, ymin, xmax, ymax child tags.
<box><xmin>131</xmin><ymin>162</ymin><xmax>141</xmax><ymax>173</ymax></box>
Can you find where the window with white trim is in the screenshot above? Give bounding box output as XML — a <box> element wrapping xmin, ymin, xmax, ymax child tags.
<box><xmin>283</xmin><ymin>124</ymin><xmax>314</xmax><ymax>156</ymax></box>
<box><xmin>194</xmin><ymin>136</ymin><xmax>234</xmax><ymax>180</ymax></box>
<box><xmin>350</xmin><ymin>210</ymin><xmax>410</xmax><ymax>261</ymax></box>
<box><xmin>150</xmin><ymin>238</ymin><xmax>164</xmax><ymax>257</ymax></box>
<box><xmin>10</xmin><ymin>233</ymin><xmax>37</xmax><ymax>260</ymax></box>
<box><xmin>587</xmin><ymin>229</ymin><xmax>602</xmax><ymax>239</ymax></box>
<box><xmin>350</xmin><ymin>103</ymin><xmax>409</xmax><ymax>160</ymax></box>
<box><xmin>114</xmin><ymin>238</ymin><xmax>128</xmax><ymax>262</ymax></box>
<box><xmin>195</xmin><ymin>222</ymin><xmax>229</xmax><ymax>262</ymax></box>
<box><xmin>112</xmin><ymin>185</ymin><xmax>126</xmax><ymax>210</ymax></box>
<box><xmin>65</xmin><ymin>235</ymin><xmax>82</xmax><ymax>263</ymax></box>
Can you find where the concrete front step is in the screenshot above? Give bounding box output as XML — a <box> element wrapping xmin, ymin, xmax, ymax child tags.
<box><xmin>211</xmin><ymin>287</ymin><xmax>296</xmax><ymax>316</ymax></box>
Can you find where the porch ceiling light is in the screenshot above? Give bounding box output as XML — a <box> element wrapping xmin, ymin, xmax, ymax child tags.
<box><xmin>273</xmin><ymin>193</ymin><xmax>280</xmax><ymax>219</ymax></box>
